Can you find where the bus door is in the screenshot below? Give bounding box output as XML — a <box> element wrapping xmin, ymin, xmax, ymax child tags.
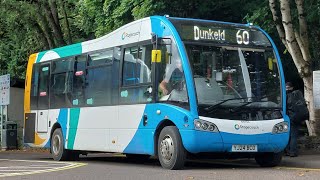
<box><xmin>37</xmin><ymin>63</ymin><xmax>50</xmax><ymax>133</ymax></box>
<box><xmin>115</xmin><ymin>45</ymin><xmax>153</xmax><ymax>152</ymax></box>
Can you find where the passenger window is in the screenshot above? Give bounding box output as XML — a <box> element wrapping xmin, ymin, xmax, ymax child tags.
<box><xmin>86</xmin><ymin>49</ymin><xmax>113</xmax><ymax>106</ymax></box>
<box><xmin>50</xmin><ymin>58</ymin><xmax>74</xmax><ymax>108</ymax></box>
<box><xmin>30</xmin><ymin>64</ymin><xmax>39</xmax><ymax>109</ymax></box>
<box><xmin>85</xmin><ymin>65</ymin><xmax>112</xmax><ymax>106</ymax></box>
<box><xmin>122</xmin><ymin>46</ymin><xmax>152</xmax><ymax>86</ymax></box>
<box><xmin>50</xmin><ymin>72</ymin><xmax>73</xmax><ymax>108</ymax></box>
<box><xmin>120</xmin><ymin>44</ymin><xmax>153</xmax><ymax>104</ymax></box>
<box><xmin>52</xmin><ymin>58</ymin><xmax>73</xmax><ymax>73</ymax></box>
<box><xmin>72</xmin><ymin>55</ymin><xmax>86</xmax><ymax>106</ymax></box>
<box><xmin>112</xmin><ymin>48</ymin><xmax>121</xmax><ymax>105</ymax></box>
<box><xmin>38</xmin><ymin>64</ymin><xmax>50</xmax><ymax>110</ymax></box>
<box><xmin>88</xmin><ymin>50</ymin><xmax>113</xmax><ymax>66</ymax></box>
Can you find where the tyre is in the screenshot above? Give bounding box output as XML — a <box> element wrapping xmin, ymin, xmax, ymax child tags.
<box><xmin>158</xmin><ymin>126</ymin><xmax>186</xmax><ymax>170</ymax></box>
<box><xmin>255</xmin><ymin>152</ymin><xmax>283</xmax><ymax>167</ymax></box>
<box><xmin>51</xmin><ymin>128</ymin><xmax>69</xmax><ymax>161</ymax></box>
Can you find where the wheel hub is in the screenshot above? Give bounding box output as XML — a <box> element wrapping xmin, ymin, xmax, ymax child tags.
<box><xmin>52</xmin><ymin>134</ymin><xmax>61</xmax><ymax>155</ymax></box>
<box><xmin>160</xmin><ymin>135</ymin><xmax>174</xmax><ymax>162</ymax></box>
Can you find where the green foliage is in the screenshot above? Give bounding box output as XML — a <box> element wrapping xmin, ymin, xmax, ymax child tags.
<box><xmin>1</xmin><ymin>0</ymin><xmax>319</xmax><ymax>80</ymax></box>
<box><xmin>0</xmin><ymin>0</ymin><xmax>41</xmax><ymax>78</ymax></box>
<box><xmin>244</xmin><ymin>0</ymin><xmax>320</xmax><ymax>85</ymax></box>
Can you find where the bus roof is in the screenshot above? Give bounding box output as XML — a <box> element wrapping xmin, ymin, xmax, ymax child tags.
<box><xmin>32</xmin><ymin>15</ymin><xmax>260</xmax><ymax>63</ymax></box>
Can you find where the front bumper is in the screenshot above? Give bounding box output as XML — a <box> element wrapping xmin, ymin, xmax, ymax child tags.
<box><xmin>180</xmin><ymin>129</ymin><xmax>289</xmax><ymax>154</ymax></box>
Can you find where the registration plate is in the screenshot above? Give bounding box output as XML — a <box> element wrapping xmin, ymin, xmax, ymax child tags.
<box><xmin>232</xmin><ymin>145</ymin><xmax>258</xmax><ymax>152</ymax></box>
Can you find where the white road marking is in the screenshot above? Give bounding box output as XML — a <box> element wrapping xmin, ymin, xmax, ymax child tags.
<box><xmin>0</xmin><ymin>170</ymin><xmax>34</xmax><ymax>172</ymax></box>
<box><xmin>0</xmin><ymin>159</ymin><xmax>86</xmax><ymax>178</ymax></box>
<box><xmin>0</xmin><ymin>166</ymin><xmax>61</xmax><ymax>169</ymax></box>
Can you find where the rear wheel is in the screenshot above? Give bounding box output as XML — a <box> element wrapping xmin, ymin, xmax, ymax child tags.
<box><xmin>51</xmin><ymin>128</ymin><xmax>68</xmax><ymax>161</ymax></box>
<box><xmin>158</xmin><ymin>126</ymin><xmax>186</xmax><ymax>170</ymax></box>
<box><xmin>51</xmin><ymin>128</ymin><xmax>79</xmax><ymax>161</ymax></box>
<box><xmin>255</xmin><ymin>152</ymin><xmax>283</xmax><ymax>167</ymax></box>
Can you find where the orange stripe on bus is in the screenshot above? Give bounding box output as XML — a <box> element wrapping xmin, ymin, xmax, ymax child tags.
<box><xmin>24</xmin><ymin>53</ymin><xmax>37</xmax><ymax>114</ymax></box>
<box><xmin>34</xmin><ymin>132</ymin><xmax>46</xmax><ymax>145</ymax></box>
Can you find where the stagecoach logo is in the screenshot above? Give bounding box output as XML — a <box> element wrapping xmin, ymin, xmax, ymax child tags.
<box><xmin>121</xmin><ymin>31</ymin><xmax>140</xmax><ymax>40</ymax></box>
<box><xmin>194</xmin><ymin>26</ymin><xmax>225</xmax><ymax>41</ymax></box>
<box><xmin>234</xmin><ymin>124</ymin><xmax>259</xmax><ymax>130</ymax></box>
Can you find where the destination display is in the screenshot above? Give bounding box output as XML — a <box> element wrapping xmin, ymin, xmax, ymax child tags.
<box><xmin>175</xmin><ymin>23</ymin><xmax>271</xmax><ymax>47</ymax></box>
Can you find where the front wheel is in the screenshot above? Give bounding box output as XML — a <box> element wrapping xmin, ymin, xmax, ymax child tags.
<box><xmin>158</xmin><ymin>126</ymin><xmax>186</xmax><ymax>170</ymax></box>
<box><xmin>255</xmin><ymin>152</ymin><xmax>283</xmax><ymax>167</ymax></box>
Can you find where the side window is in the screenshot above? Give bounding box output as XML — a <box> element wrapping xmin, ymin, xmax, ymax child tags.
<box><xmin>85</xmin><ymin>49</ymin><xmax>113</xmax><ymax>106</ymax></box>
<box><xmin>88</xmin><ymin>50</ymin><xmax>113</xmax><ymax>66</ymax></box>
<box><xmin>38</xmin><ymin>64</ymin><xmax>50</xmax><ymax>110</ymax></box>
<box><xmin>122</xmin><ymin>46</ymin><xmax>151</xmax><ymax>86</ymax></box>
<box><xmin>120</xmin><ymin>44</ymin><xmax>153</xmax><ymax>104</ymax></box>
<box><xmin>50</xmin><ymin>58</ymin><xmax>73</xmax><ymax>109</ymax></box>
<box><xmin>112</xmin><ymin>48</ymin><xmax>121</xmax><ymax>105</ymax></box>
<box><xmin>30</xmin><ymin>64</ymin><xmax>39</xmax><ymax>110</ymax></box>
<box><xmin>72</xmin><ymin>55</ymin><xmax>86</xmax><ymax>106</ymax></box>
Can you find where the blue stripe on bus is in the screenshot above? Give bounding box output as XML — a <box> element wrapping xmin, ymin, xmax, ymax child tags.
<box><xmin>44</xmin><ymin>140</ymin><xmax>51</xmax><ymax>148</ymax></box>
<box><xmin>57</xmin><ymin>109</ymin><xmax>69</xmax><ymax>145</ymax></box>
<box><xmin>123</xmin><ymin>118</ymin><xmax>154</xmax><ymax>155</ymax></box>
<box><xmin>123</xmin><ymin>103</ymin><xmax>195</xmax><ymax>155</ymax></box>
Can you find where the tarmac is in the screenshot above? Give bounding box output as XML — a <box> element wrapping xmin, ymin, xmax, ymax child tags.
<box><xmin>0</xmin><ymin>149</ymin><xmax>319</xmax><ymax>171</ymax></box>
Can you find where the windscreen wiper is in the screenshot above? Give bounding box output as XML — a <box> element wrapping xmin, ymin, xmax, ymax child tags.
<box><xmin>204</xmin><ymin>97</ymin><xmax>250</xmax><ymax>112</ymax></box>
<box><xmin>229</xmin><ymin>100</ymin><xmax>270</xmax><ymax>113</ymax></box>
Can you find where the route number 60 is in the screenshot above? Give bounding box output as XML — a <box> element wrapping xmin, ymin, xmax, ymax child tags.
<box><xmin>236</xmin><ymin>30</ymin><xmax>249</xmax><ymax>45</ymax></box>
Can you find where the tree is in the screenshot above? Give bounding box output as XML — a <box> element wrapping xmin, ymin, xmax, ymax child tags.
<box><xmin>75</xmin><ymin>0</ymin><xmax>253</xmax><ymax>38</ymax></box>
<box><xmin>269</xmin><ymin>0</ymin><xmax>320</xmax><ymax>135</ymax></box>
<box><xmin>0</xmin><ymin>0</ymin><xmax>85</xmax><ymax>78</ymax></box>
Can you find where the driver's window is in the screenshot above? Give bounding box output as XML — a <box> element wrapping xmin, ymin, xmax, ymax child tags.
<box><xmin>158</xmin><ymin>38</ymin><xmax>188</xmax><ymax>103</ymax></box>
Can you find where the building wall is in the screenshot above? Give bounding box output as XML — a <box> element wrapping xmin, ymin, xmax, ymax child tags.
<box><xmin>7</xmin><ymin>87</ymin><xmax>24</xmax><ymax>147</ymax></box>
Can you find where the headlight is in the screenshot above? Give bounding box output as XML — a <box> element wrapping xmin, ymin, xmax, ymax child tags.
<box><xmin>272</xmin><ymin>122</ymin><xmax>289</xmax><ymax>134</ymax></box>
<box><xmin>201</xmin><ymin>123</ymin><xmax>208</xmax><ymax>130</ymax></box>
<box><xmin>194</xmin><ymin>119</ymin><xmax>219</xmax><ymax>133</ymax></box>
<box><xmin>208</xmin><ymin>125</ymin><xmax>215</xmax><ymax>131</ymax></box>
<box><xmin>195</xmin><ymin>121</ymin><xmax>201</xmax><ymax>129</ymax></box>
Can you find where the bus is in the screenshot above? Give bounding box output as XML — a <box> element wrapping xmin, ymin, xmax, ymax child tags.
<box><xmin>24</xmin><ymin>15</ymin><xmax>288</xmax><ymax>170</ymax></box>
